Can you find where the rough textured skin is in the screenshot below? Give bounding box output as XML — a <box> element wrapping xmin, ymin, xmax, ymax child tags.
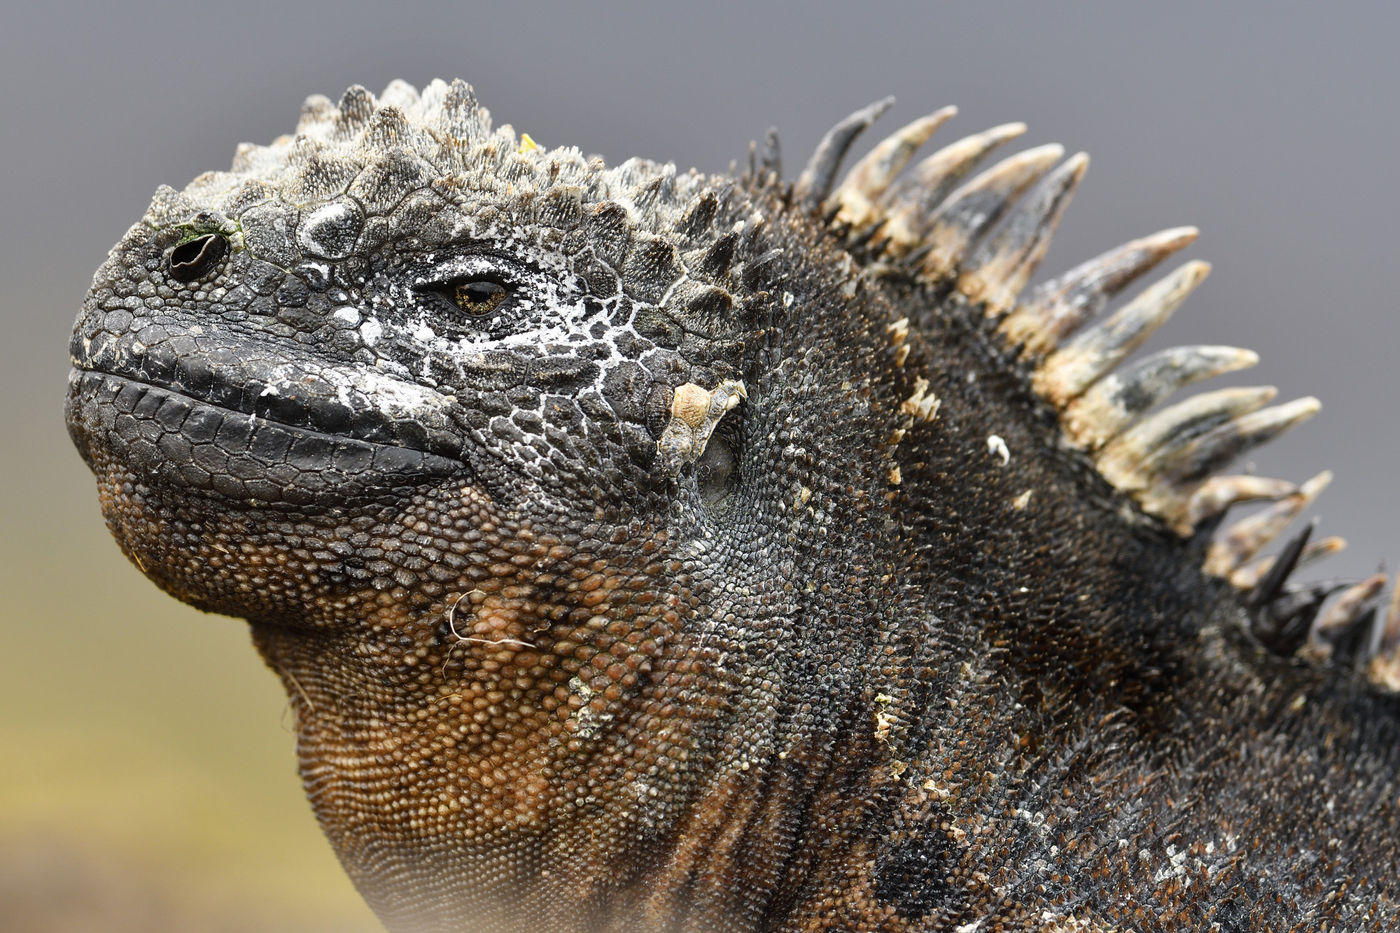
<box><xmin>66</xmin><ymin>81</ymin><xmax>1400</xmax><ymax>931</ymax></box>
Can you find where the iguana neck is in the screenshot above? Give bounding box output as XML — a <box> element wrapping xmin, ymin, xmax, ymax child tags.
<box><xmin>247</xmin><ymin>515</ymin><xmax>894</xmax><ymax>929</ymax></box>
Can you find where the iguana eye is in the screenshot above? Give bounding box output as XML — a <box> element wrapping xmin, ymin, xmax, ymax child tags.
<box><xmin>416</xmin><ymin>265</ymin><xmax>523</xmax><ymax>327</ymax></box>
<box><xmin>450</xmin><ymin>279</ymin><xmax>509</xmax><ymax>316</ymax></box>
<box><xmin>168</xmin><ymin>233</ymin><xmax>227</xmax><ymax>283</ymax></box>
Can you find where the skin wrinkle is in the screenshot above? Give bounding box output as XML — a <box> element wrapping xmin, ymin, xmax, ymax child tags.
<box><xmin>65</xmin><ymin>80</ymin><xmax>1400</xmax><ymax>931</ymax></box>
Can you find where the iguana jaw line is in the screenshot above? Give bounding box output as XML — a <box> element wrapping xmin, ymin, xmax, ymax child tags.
<box><xmin>65</xmin><ymin>369</ymin><xmax>467</xmax><ymax>507</ymax></box>
<box><xmin>68</xmin><ymin>320</ymin><xmax>468</xmax><ymax>462</ymax></box>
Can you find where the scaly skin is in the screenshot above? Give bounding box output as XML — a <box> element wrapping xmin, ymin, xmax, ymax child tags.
<box><xmin>66</xmin><ymin>81</ymin><xmax>1400</xmax><ymax>931</ymax></box>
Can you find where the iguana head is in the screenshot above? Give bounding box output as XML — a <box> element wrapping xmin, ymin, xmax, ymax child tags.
<box><xmin>66</xmin><ymin>80</ymin><xmax>1400</xmax><ymax>931</ymax></box>
<box><xmin>67</xmin><ymin>82</ymin><xmax>811</xmax><ymax>619</ymax></box>
<box><xmin>66</xmin><ymin>79</ymin><xmax>912</xmax><ymax>927</ymax></box>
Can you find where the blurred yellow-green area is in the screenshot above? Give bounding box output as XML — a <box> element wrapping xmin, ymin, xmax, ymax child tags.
<box><xmin>1</xmin><ymin>462</ymin><xmax>380</xmax><ymax>931</ymax></box>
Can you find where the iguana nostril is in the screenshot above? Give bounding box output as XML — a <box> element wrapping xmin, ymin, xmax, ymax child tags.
<box><xmin>168</xmin><ymin>233</ymin><xmax>227</xmax><ymax>282</ymax></box>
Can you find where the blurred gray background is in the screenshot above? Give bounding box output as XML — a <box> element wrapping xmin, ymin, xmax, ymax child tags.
<box><xmin>1</xmin><ymin>1</ymin><xmax>1395</xmax><ymax>928</ymax></box>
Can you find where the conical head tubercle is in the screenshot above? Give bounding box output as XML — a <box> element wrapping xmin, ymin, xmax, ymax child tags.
<box><xmin>181</xmin><ymin>79</ymin><xmax>724</xmax><ymax>245</ymax></box>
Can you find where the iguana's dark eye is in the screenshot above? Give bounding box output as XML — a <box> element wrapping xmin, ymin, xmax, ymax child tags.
<box><xmin>168</xmin><ymin>233</ymin><xmax>227</xmax><ymax>282</ymax></box>
<box><xmin>450</xmin><ymin>279</ymin><xmax>509</xmax><ymax>316</ymax></box>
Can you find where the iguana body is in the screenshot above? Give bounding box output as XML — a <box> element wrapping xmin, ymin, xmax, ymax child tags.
<box><xmin>65</xmin><ymin>81</ymin><xmax>1400</xmax><ymax>931</ymax></box>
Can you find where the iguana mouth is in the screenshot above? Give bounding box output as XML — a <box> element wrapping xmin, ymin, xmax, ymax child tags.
<box><xmin>65</xmin><ymin>369</ymin><xmax>466</xmax><ymax>507</ymax></box>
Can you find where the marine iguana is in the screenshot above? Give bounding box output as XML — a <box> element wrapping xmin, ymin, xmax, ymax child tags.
<box><xmin>65</xmin><ymin>80</ymin><xmax>1400</xmax><ymax>931</ymax></box>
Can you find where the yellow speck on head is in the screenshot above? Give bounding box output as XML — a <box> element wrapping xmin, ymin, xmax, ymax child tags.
<box><xmin>518</xmin><ymin>133</ymin><xmax>539</xmax><ymax>153</ymax></box>
<box><xmin>1013</xmin><ymin>490</ymin><xmax>1033</xmax><ymax>510</ymax></box>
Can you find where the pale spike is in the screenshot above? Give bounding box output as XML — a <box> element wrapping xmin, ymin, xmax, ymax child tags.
<box><xmin>1064</xmin><ymin>345</ymin><xmax>1260</xmax><ymax>450</ymax></box>
<box><xmin>1000</xmin><ymin>227</ymin><xmax>1198</xmax><ymax>357</ymax></box>
<box><xmin>913</xmin><ymin>145</ymin><xmax>1065</xmax><ymax>280</ymax></box>
<box><xmin>1158</xmin><ymin>397</ymin><xmax>1322</xmax><ymax>489</ymax></box>
<box><xmin>1305</xmin><ymin>573</ymin><xmax>1388</xmax><ymax>661</ymax></box>
<box><xmin>1035</xmin><ymin>261</ymin><xmax>1211</xmax><ymax>406</ymax></box>
<box><xmin>794</xmin><ymin>97</ymin><xmax>896</xmax><ymax>211</ymax></box>
<box><xmin>833</xmin><ymin>108</ymin><xmax>957</xmax><ymax>228</ymax></box>
<box><xmin>1203</xmin><ymin>471</ymin><xmax>1332</xmax><ymax>576</ymax></box>
<box><xmin>1228</xmin><ymin>536</ymin><xmax>1347</xmax><ymax>590</ymax></box>
<box><xmin>759</xmin><ymin>127</ymin><xmax>782</xmax><ymax>180</ymax></box>
<box><xmin>1096</xmin><ymin>386</ymin><xmax>1278</xmax><ymax>497</ymax></box>
<box><xmin>881</xmin><ymin>122</ymin><xmax>1027</xmax><ymax>248</ymax></box>
<box><xmin>1368</xmin><ymin>575</ymin><xmax>1400</xmax><ymax>691</ymax></box>
<box><xmin>961</xmin><ymin>153</ymin><xmax>1089</xmax><ymax>317</ymax></box>
<box><xmin>1136</xmin><ymin>399</ymin><xmax>1323</xmax><ymax>530</ymax></box>
<box><xmin>1185</xmin><ymin>474</ymin><xmax>1297</xmax><ymax>529</ymax></box>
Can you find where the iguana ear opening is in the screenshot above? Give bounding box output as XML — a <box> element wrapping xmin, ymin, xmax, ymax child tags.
<box><xmin>695</xmin><ymin>425</ymin><xmax>741</xmax><ymax>512</ymax></box>
<box><xmin>754</xmin><ymin>97</ymin><xmax>1400</xmax><ymax>692</ymax></box>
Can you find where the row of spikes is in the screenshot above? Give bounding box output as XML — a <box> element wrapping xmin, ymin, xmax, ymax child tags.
<box><xmin>759</xmin><ymin>98</ymin><xmax>1399</xmax><ymax>689</ymax></box>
